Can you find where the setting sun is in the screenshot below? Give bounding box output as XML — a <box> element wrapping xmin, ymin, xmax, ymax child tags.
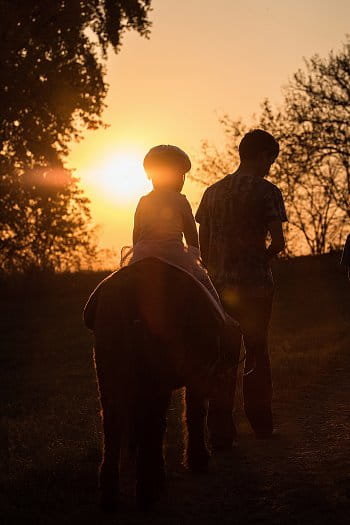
<box><xmin>82</xmin><ymin>150</ymin><xmax>152</xmax><ymax>205</ymax></box>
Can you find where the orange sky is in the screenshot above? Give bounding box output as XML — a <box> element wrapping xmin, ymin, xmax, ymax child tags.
<box><xmin>67</xmin><ymin>0</ymin><xmax>350</xmax><ymax>263</ymax></box>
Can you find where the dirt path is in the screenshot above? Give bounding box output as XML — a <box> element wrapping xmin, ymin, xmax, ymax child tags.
<box><xmin>99</xmin><ymin>342</ymin><xmax>350</xmax><ymax>525</ymax></box>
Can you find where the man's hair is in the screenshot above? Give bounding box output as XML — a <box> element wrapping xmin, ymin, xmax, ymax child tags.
<box><xmin>239</xmin><ymin>129</ymin><xmax>279</xmax><ymax>161</ymax></box>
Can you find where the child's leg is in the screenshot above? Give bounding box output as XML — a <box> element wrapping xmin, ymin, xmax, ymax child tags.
<box><xmin>193</xmin><ymin>265</ymin><xmax>222</xmax><ymax>304</ymax></box>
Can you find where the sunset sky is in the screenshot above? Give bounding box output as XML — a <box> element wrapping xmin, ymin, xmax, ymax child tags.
<box><xmin>67</xmin><ymin>0</ymin><xmax>350</xmax><ymax>261</ymax></box>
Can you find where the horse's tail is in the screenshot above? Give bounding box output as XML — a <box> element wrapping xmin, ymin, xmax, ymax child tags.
<box><xmin>123</xmin><ymin>319</ymin><xmax>143</xmax><ymax>458</ymax></box>
<box><xmin>91</xmin><ymin>274</ymin><xmax>145</xmax><ymax>494</ymax></box>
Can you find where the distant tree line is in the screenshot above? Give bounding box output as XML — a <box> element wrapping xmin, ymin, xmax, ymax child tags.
<box><xmin>0</xmin><ymin>0</ymin><xmax>152</xmax><ymax>273</ymax></box>
<box><xmin>194</xmin><ymin>38</ymin><xmax>350</xmax><ymax>256</ymax></box>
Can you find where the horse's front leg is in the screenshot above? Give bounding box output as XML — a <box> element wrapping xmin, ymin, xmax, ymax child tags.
<box><xmin>184</xmin><ymin>386</ymin><xmax>210</xmax><ymax>473</ymax></box>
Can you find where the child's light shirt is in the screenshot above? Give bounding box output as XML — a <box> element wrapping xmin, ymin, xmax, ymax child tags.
<box><xmin>133</xmin><ymin>189</ymin><xmax>198</xmax><ymax>248</ymax></box>
<box><xmin>124</xmin><ymin>188</ymin><xmax>225</xmax><ymax>320</ymax></box>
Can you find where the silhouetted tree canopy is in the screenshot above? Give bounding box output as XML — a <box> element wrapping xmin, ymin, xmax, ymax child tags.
<box><xmin>0</xmin><ymin>0</ymin><xmax>152</xmax><ymax>272</ymax></box>
<box><xmin>259</xmin><ymin>99</ymin><xmax>347</xmax><ymax>256</ymax></box>
<box><xmin>284</xmin><ymin>38</ymin><xmax>350</xmax><ymax>218</ymax></box>
<box><xmin>195</xmin><ymin>38</ymin><xmax>349</xmax><ymax>256</ymax></box>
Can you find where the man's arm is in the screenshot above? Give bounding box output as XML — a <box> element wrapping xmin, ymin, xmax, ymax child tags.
<box><xmin>132</xmin><ymin>200</ymin><xmax>142</xmax><ymax>245</ymax></box>
<box><xmin>266</xmin><ymin>219</ymin><xmax>285</xmax><ymax>258</ymax></box>
<box><xmin>263</xmin><ymin>185</ymin><xmax>287</xmax><ymax>258</ymax></box>
<box><xmin>195</xmin><ymin>189</ymin><xmax>210</xmax><ymax>263</ymax></box>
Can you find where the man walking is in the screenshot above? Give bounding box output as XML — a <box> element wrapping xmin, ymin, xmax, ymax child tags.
<box><xmin>196</xmin><ymin>129</ymin><xmax>287</xmax><ymax>444</ymax></box>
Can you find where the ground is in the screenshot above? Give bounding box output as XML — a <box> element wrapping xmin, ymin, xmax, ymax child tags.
<box><xmin>1</xmin><ymin>254</ymin><xmax>349</xmax><ymax>524</ymax></box>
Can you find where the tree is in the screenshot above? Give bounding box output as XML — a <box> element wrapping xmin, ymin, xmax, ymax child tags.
<box><xmin>260</xmin><ymin>101</ymin><xmax>347</xmax><ymax>255</ymax></box>
<box><xmin>0</xmin><ymin>1</ymin><xmax>152</xmax><ymax>272</ymax></box>
<box><xmin>0</xmin><ymin>163</ymin><xmax>98</xmax><ymax>272</ymax></box>
<box><xmin>191</xmin><ymin>117</ymin><xmax>246</xmax><ymax>187</ymax></box>
<box><xmin>194</xmin><ymin>39</ymin><xmax>350</xmax><ymax>256</ymax></box>
<box><xmin>284</xmin><ymin>37</ymin><xmax>350</xmax><ymax>218</ymax></box>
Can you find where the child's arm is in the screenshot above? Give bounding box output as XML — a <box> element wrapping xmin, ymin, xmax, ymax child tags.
<box><xmin>132</xmin><ymin>199</ymin><xmax>143</xmax><ymax>245</ymax></box>
<box><xmin>182</xmin><ymin>197</ymin><xmax>199</xmax><ymax>249</ymax></box>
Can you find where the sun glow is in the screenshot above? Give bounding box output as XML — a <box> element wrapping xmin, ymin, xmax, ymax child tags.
<box><xmin>82</xmin><ymin>150</ymin><xmax>152</xmax><ymax>205</ymax></box>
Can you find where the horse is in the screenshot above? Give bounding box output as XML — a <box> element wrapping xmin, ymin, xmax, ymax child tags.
<box><xmin>83</xmin><ymin>257</ymin><xmax>241</xmax><ymax>511</ymax></box>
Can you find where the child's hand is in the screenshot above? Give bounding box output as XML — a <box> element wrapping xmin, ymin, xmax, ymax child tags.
<box><xmin>187</xmin><ymin>245</ymin><xmax>200</xmax><ymax>259</ymax></box>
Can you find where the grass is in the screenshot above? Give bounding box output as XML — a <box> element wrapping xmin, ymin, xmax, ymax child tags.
<box><xmin>0</xmin><ymin>254</ymin><xmax>349</xmax><ymax>524</ymax></box>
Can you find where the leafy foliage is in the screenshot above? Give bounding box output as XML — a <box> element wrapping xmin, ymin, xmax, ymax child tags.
<box><xmin>285</xmin><ymin>38</ymin><xmax>350</xmax><ymax>218</ymax></box>
<box><xmin>195</xmin><ymin>38</ymin><xmax>350</xmax><ymax>255</ymax></box>
<box><xmin>0</xmin><ymin>0</ymin><xmax>152</xmax><ymax>272</ymax></box>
